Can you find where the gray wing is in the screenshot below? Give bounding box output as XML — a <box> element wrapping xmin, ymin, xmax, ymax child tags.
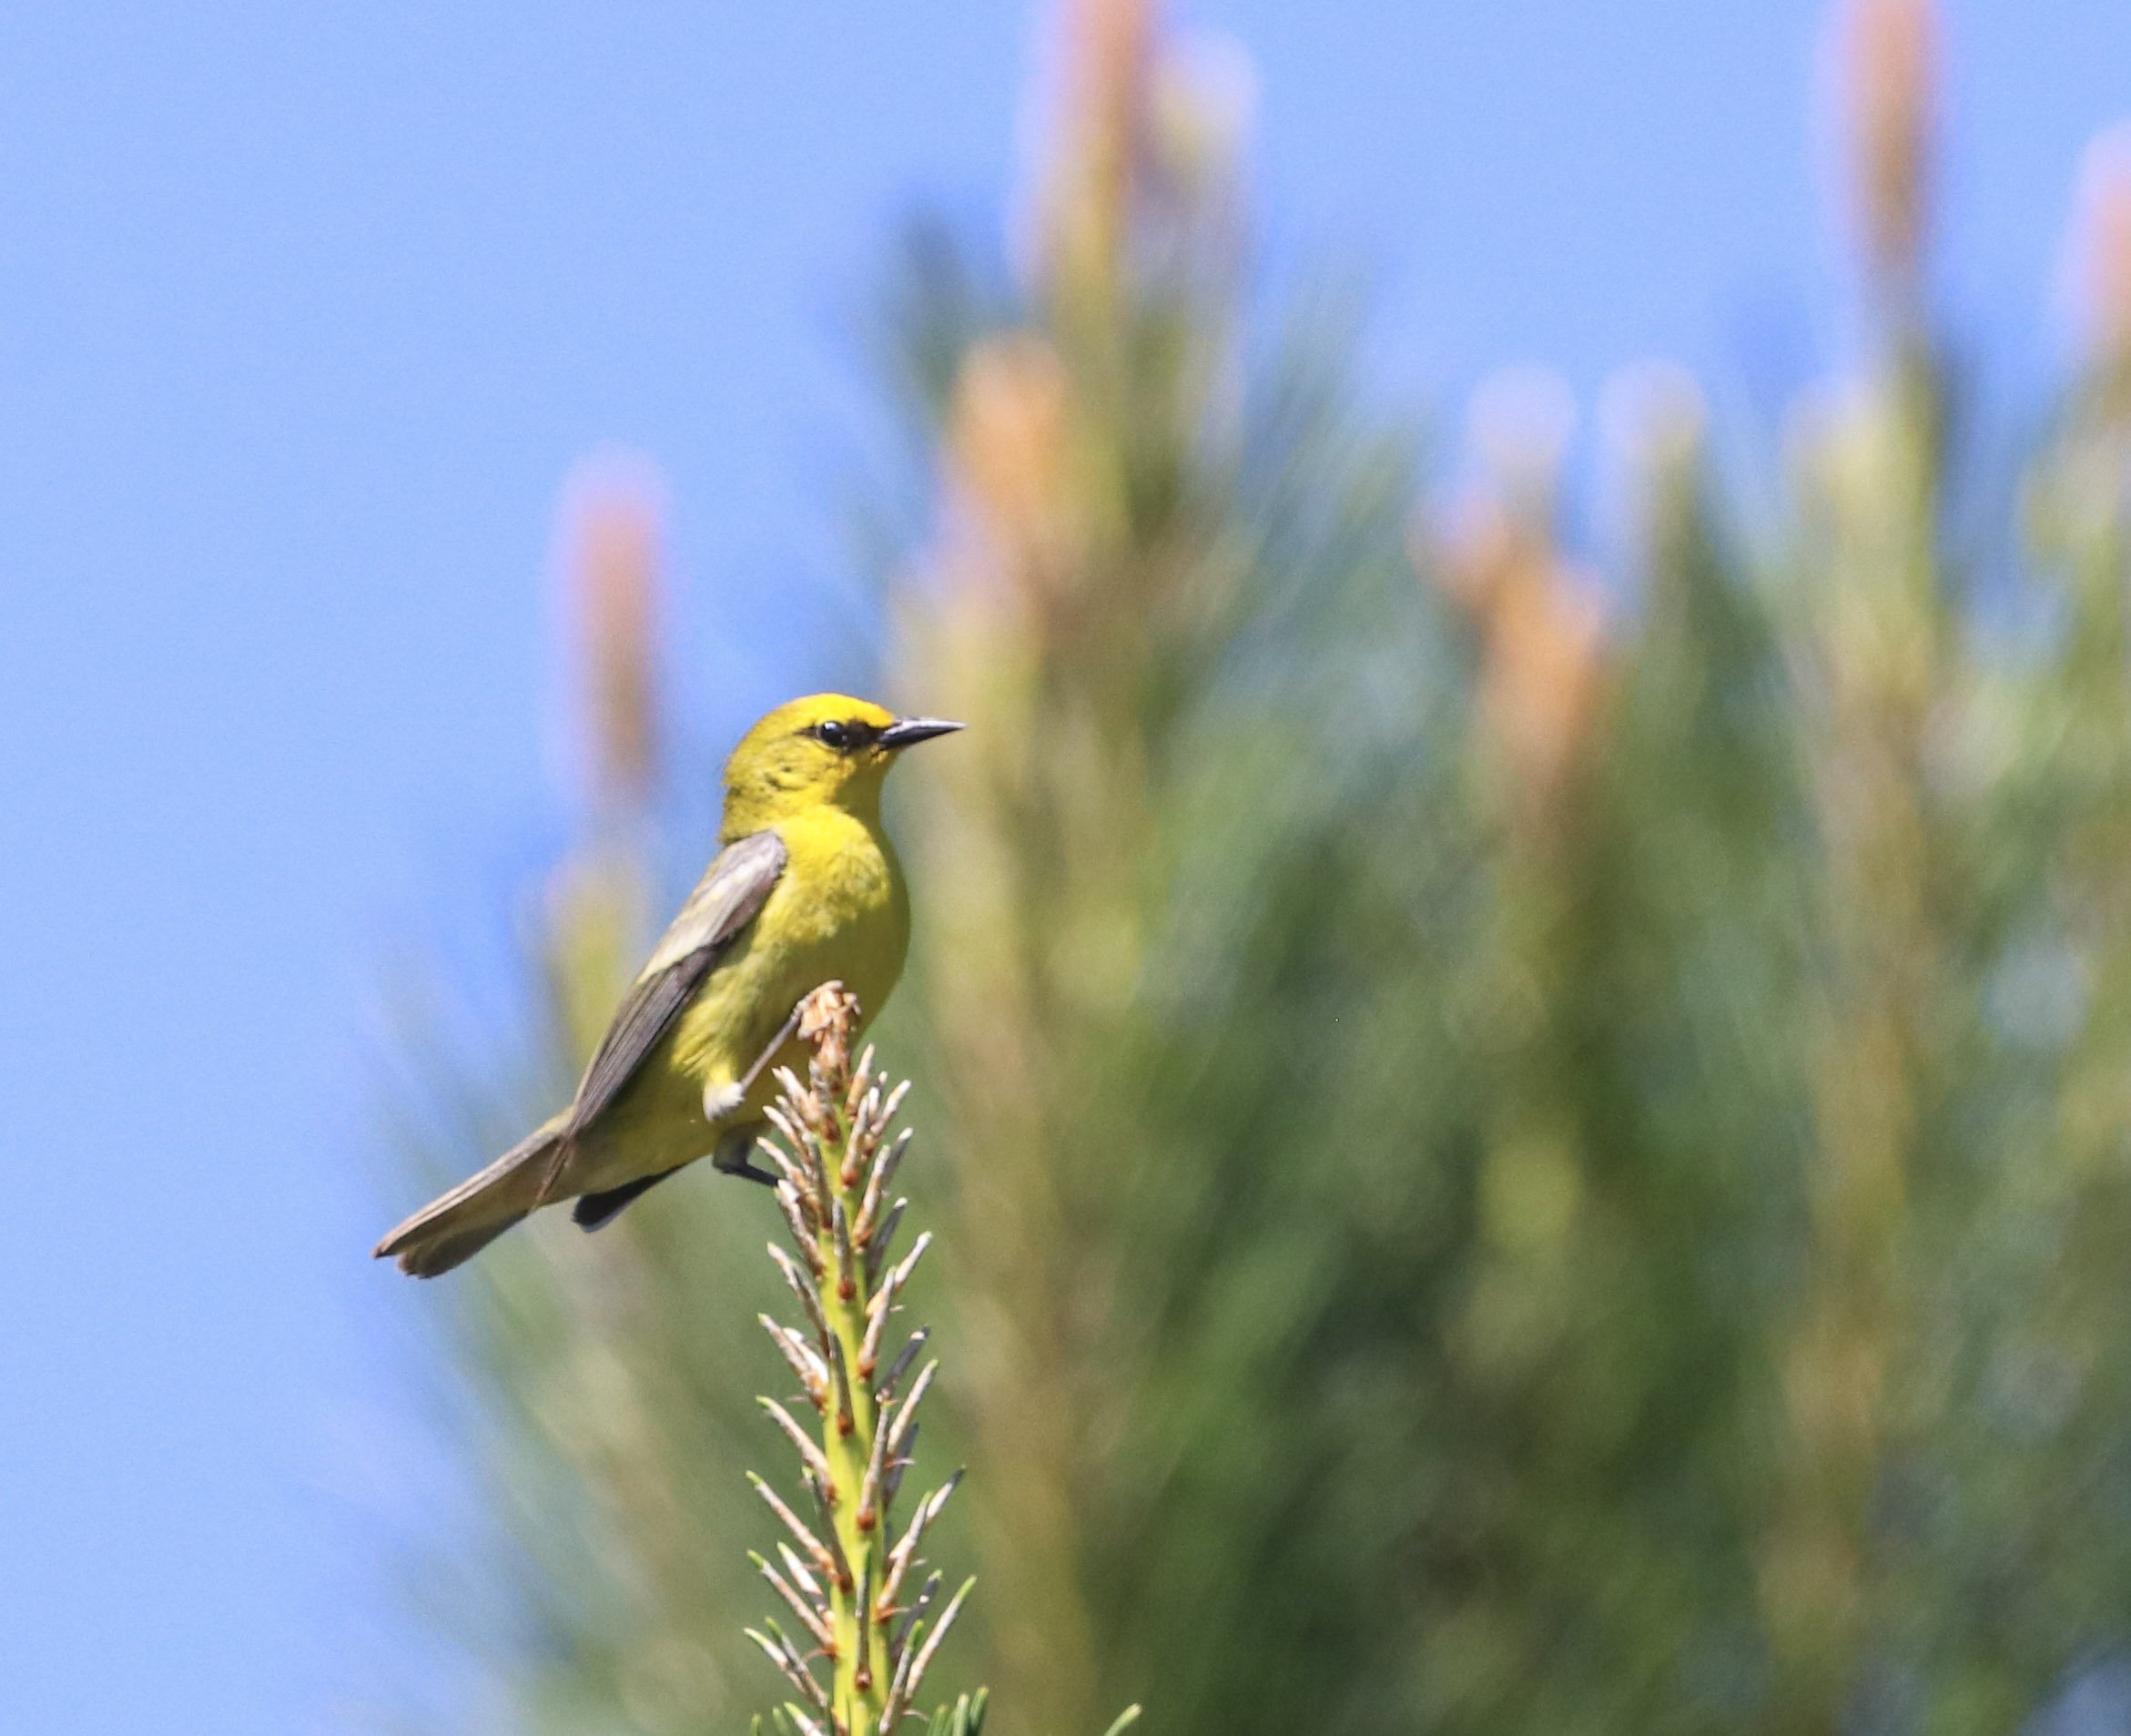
<box><xmin>563</xmin><ymin>828</ymin><xmax>787</xmax><ymax>1136</ymax></box>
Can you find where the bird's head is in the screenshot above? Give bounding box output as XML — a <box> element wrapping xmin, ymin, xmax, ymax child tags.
<box><xmin>721</xmin><ymin>694</ymin><xmax>964</xmax><ymax>836</ymax></box>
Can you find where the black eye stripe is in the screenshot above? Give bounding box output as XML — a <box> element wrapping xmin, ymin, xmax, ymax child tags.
<box><xmin>807</xmin><ymin>719</ymin><xmax>876</xmax><ymax>752</ymax></box>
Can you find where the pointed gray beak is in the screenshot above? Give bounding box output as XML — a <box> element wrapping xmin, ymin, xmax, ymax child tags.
<box><xmin>878</xmin><ymin>716</ymin><xmax>967</xmax><ymax>750</ymax></box>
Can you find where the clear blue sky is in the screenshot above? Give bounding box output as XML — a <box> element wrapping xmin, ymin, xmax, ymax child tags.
<box><xmin>1</xmin><ymin>3</ymin><xmax>2126</xmax><ymax>1729</ymax></box>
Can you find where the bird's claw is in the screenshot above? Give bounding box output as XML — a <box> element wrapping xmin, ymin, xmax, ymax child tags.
<box><xmin>702</xmin><ymin>1000</ymin><xmax>808</xmax><ymax>1129</ymax></box>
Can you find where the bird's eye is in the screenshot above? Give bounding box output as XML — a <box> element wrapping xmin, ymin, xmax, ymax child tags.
<box><xmin>814</xmin><ymin>721</ymin><xmax>854</xmax><ymax>751</ymax></box>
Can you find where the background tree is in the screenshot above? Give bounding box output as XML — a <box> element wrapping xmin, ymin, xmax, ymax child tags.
<box><xmin>383</xmin><ymin>2</ymin><xmax>2131</xmax><ymax>1731</ymax></box>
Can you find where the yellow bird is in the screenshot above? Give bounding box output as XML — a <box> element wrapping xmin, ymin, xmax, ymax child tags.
<box><xmin>375</xmin><ymin>694</ymin><xmax>962</xmax><ymax>1277</ymax></box>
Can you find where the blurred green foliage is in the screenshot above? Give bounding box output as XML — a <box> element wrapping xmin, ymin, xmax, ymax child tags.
<box><xmin>379</xmin><ymin>2</ymin><xmax>2131</xmax><ymax>1732</ymax></box>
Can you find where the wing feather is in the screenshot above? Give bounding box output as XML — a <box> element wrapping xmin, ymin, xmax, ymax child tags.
<box><xmin>563</xmin><ymin>828</ymin><xmax>786</xmax><ymax>1135</ymax></box>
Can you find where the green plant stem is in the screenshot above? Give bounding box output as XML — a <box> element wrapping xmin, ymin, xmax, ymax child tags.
<box><xmin>813</xmin><ymin>1098</ymin><xmax>892</xmax><ymax>1736</ymax></box>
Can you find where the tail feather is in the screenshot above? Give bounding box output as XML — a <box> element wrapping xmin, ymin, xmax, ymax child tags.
<box><xmin>374</xmin><ymin>1122</ymin><xmax>564</xmax><ymax>1278</ymax></box>
<box><xmin>389</xmin><ymin>1218</ymin><xmax>523</xmax><ymax>1279</ymax></box>
<box><xmin>571</xmin><ymin>1166</ymin><xmax>680</xmax><ymax>1232</ymax></box>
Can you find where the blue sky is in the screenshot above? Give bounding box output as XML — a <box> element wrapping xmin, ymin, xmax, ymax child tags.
<box><xmin>1</xmin><ymin>3</ymin><xmax>2126</xmax><ymax>1730</ymax></box>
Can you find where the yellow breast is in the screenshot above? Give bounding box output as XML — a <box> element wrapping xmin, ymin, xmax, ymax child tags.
<box><xmin>670</xmin><ymin>805</ymin><xmax>909</xmax><ymax>1095</ymax></box>
<box><xmin>565</xmin><ymin>807</ymin><xmax>911</xmax><ymax>1189</ymax></box>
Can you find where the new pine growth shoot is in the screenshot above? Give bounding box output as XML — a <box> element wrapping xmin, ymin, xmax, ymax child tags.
<box><xmin>744</xmin><ymin>984</ymin><xmax>1143</xmax><ymax>1736</ymax></box>
<box><xmin>746</xmin><ymin>984</ymin><xmax>969</xmax><ymax>1736</ymax></box>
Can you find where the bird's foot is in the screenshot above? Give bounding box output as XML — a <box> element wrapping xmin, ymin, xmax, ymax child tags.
<box><xmin>711</xmin><ymin>1122</ymin><xmax>778</xmax><ymax>1187</ymax></box>
<box><xmin>701</xmin><ymin>1000</ymin><xmax>807</xmax><ymax>1131</ymax></box>
<box><xmin>711</xmin><ymin>1139</ymin><xmax>779</xmax><ymax>1187</ymax></box>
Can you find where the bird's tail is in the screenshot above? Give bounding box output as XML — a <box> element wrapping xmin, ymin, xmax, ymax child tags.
<box><xmin>373</xmin><ymin>1121</ymin><xmax>565</xmax><ymax>1278</ymax></box>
